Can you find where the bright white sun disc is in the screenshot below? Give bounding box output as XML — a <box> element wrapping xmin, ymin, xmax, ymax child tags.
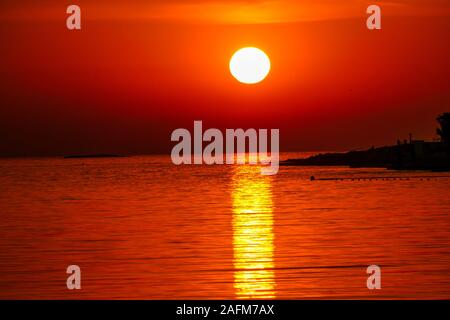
<box><xmin>229</xmin><ymin>47</ymin><xmax>270</xmax><ymax>84</ymax></box>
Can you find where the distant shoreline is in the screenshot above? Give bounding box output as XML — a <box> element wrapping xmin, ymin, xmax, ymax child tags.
<box><xmin>282</xmin><ymin>141</ymin><xmax>450</xmax><ymax>172</ymax></box>
<box><xmin>63</xmin><ymin>154</ymin><xmax>125</xmax><ymax>159</ymax></box>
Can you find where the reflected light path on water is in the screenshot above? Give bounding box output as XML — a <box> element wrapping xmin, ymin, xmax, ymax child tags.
<box><xmin>231</xmin><ymin>165</ymin><xmax>276</xmax><ymax>299</ymax></box>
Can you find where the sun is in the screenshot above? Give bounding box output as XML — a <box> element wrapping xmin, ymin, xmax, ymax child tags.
<box><xmin>229</xmin><ymin>47</ymin><xmax>271</xmax><ymax>84</ymax></box>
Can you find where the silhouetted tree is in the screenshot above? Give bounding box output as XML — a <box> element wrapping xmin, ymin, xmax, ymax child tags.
<box><xmin>437</xmin><ymin>113</ymin><xmax>450</xmax><ymax>152</ymax></box>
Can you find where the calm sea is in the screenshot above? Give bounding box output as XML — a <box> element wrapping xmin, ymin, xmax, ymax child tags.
<box><xmin>0</xmin><ymin>154</ymin><xmax>449</xmax><ymax>299</ymax></box>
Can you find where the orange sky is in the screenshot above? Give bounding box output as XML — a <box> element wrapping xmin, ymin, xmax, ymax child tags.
<box><xmin>1</xmin><ymin>1</ymin><xmax>450</xmax><ymax>156</ymax></box>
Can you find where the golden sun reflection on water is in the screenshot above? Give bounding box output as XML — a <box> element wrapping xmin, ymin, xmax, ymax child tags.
<box><xmin>232</xmin><ymin>165</ymin><xmax>276</xmax><ymax>299</ymax></box>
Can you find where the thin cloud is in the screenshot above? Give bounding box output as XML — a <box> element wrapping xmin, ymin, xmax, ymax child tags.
<box><xmin>1</xmin><ymin>0</ymin><xmax>449</xmax><ymax>23</ymax></box>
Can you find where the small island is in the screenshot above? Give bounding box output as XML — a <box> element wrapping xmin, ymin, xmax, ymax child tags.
<box><xmin>64</xmin><ymin>154</ymin><xmax>125</xmax><ymax>159</ymax></box>
<box><xmin>282</xmin><ymin>113</ymin><xmax>450</xmax><ymax>172</ymax></box>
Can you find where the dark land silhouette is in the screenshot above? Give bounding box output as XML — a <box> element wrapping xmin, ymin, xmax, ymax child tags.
<box><xmin>283</xmin><ymin>113</ymin><xmax>450</xmax><ymax>172</ymax></box>
<box><xmin>64</xmin><ymin>154</ymin><xmax>125</xmax><ymax>159</ymax></box>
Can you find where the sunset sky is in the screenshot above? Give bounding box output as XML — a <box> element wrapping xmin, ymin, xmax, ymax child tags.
<box><xmin>1</xmin><ymin>0</ymin><xmax>449</xmax><ymax>156</ymax></box>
